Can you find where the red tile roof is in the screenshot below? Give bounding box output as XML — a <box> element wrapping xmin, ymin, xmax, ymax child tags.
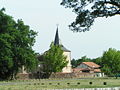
<box><xmin>82</xmin><ymin>62</ymin><xmax>100</xmax><ymax>68</ymax></box>
<box><xmin>73</xmin><ymin>68</ymin><xmax>82</xmax><ymax>72</ymax></box>
<box><xmin>94</xmin><ymin>69</ymin><xmax>101</xmax><ymax>72</ymax></box>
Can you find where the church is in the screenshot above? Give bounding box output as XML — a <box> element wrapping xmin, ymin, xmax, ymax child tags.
<box><xmin>53</xmin><ymin>27</ymin><xmax>72</xmax><ymax>73</ymax></box>
<box><xmin>17</xmin><ymin>27</ymin><xmax>103</xmax><ymax>79</ymax></box>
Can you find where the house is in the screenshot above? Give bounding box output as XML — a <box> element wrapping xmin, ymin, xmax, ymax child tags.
<box><xmin>73</xmin><ymin>62</ymin><xmax>103</xmax><ymax>77</ymax></box>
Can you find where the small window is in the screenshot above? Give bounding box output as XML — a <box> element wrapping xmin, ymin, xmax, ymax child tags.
<box><xmin>82</xmin><ymin>70</ymin><xmax>90</xmax><ymax>73</ymax></box>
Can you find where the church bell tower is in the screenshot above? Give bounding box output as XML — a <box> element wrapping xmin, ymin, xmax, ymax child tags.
<box><xmin>54</xmin><ymin>27</ymin><xmax>72</xmax><ymax>73</ymax></box>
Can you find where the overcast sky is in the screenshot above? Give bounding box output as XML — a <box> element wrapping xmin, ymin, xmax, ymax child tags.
<box><xmin>1</xmin><ymin>0</ymin><xmax>120</xmax><ymax>59</ymax></box>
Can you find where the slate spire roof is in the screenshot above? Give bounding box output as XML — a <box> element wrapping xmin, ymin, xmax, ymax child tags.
<box><xmin>54</xmin><ymin>27</ymin><xmax>70</xmax><ymax>52</ymax></box>
<box><xmin>54</xmin><ymin>27</ymin><xmax>59</xmax><ymax>45</ymax></box>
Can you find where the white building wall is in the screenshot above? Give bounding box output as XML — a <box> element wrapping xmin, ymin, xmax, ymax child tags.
<box><xmin>62</xmin><ymin>51</ymin><xmax>72</xmax><ymax>73</ymax></box>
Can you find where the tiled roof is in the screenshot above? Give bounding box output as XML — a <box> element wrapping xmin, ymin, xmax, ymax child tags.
<box><xmin>73</xmin><ymin>68</ymin><xmax>82</xmax><ymax>72</ymax></box>
<box><xmin>94</xmin><ymin>69</ymin><xmax>101</xmax><ymax>72</ymax></box>
<box><xmin>82</xmin><ymin>62</ymin><xmax>100</xmax><ymax>68</ymax></box>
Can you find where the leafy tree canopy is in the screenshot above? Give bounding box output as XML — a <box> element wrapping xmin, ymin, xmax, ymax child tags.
<box><xmin>92</xmin><ymin>57</ymin><xmax>102</xmax><ymax>66</ymax></box>
<box><xmin>101</xmin><ymin>48</ymin><xmax>120</xmax><ymax>77</ymax></box>
<box><xmin>0</xmin><ymin>8</ymin><xmax>38</xmax><ymax>80</ymax></box>
<box><xmin>71</xmin><ymin>48</ymin><xmax>120</xmax><ymax>77</ymax></box>
<box><xmin>40</xmin><ymin>43</ymin><xmax>68</xmax><ymax>78</ymax></box>
<box><xmin>71</xmin><ymin>56</ymin><xmax>91</xmax><ymax>68</ymax></box>
<box><xmin>61</xmin><ymin>0</ymin><xmax>120</xmax><ymax>32</ymax></box>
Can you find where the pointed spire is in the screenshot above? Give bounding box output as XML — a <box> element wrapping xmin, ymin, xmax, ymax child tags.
<box><xmin>54</xmin><ymin>26</ymin><xmax>59</xmax><ymax>45</ymax></box>
<box><xmin>53</xmin><ymin>25</ymin><xmax>70</xmax><ymax>52</ymax></box>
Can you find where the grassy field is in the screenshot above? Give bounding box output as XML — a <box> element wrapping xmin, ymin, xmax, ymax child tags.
<box><xmin>0</xmin><ymin>78</ymin><xmax>120</xmax><ymax>90</ymax></box>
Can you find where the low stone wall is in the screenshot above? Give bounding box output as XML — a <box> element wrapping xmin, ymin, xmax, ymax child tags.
<box><xmin>17</xmin><ymin>72</ymin><xmax>96</xmax><ymax>79</ymax></box>
<box><xmin>50</xmin><ymin>72</ymin><xmax>95</xmax><ymax>78</ymax></box>
<box><xmin>74</xmin><ymin>72</ymin><xmax>95</xmax><ymax>78</ymax></box>
<box><xmin>16</xmin><ymin>73</ymin><xmax>37</xmax><ymax>80</ymax></box>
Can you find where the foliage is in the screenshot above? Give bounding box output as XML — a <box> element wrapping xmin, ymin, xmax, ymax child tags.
<box><xmin>41</xmin><ymin>43</ymin><xmax>68</xmax><ymax>77</ymax></box>
<box><xmin>82</xmin><ymin>48</ymin><xmax>120</xmax><ymax>77</ymax></box>
<box><xmin>0</xmin><ymin>8</ymin><xmax>38</xmax><ymax>80</ymax></box>
<box><xmin>101</xmin><ymin>48</ymin><xmax>120</xmax><ymax>76</ymax></box>
<box><xmin>61</xmin><ymin>0</ymin><xmax>120</xmax><ymax>32</ymax></box>
<box><xmin>71</xmin><ymin>56</ymin><xmax>91</xmax><ymax>68</ymax></box>
<box><xmin>92</xmin><ymin>57</ymin><xmax>102</xmax><ymax>66</ymax></box>
<box><xmin>71</xmin><ymin>59</ymin><xmax>78</xmax><ymax>68</ymax></box>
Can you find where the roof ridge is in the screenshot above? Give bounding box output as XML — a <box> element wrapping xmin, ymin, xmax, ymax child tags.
<box><xmin>82</xmin><ymin>62</ymin><xmax>100</xmax><ymax>68</ymax></box>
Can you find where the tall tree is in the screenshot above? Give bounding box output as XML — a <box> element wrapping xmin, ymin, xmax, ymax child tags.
<box><xmin>71</xmin><ymin>59</ymin><xmax>78</xmax><ymax>68</ymax></box>
<box><xmin>101</xmin><ymin>48</ymin><xmax>120</xmax><ymax>77</ymax></box>
<box><xmin>42</xmin><ymin>43</ymin><xmax>68</xmax><ymax>78</ymax></box>
<box><xmin>0</xmin><ymin>8</ymin><xmax>38</xmax><ymax>80</ymax></box>
<box><xmin>71</xmin><ymin>56</ymin><xmax>91</xmax><ymax>68</ymax></box>
<box><xmin>61</xmin><ymin>0</ymin><xmax>120</xmax><ymax>32</ymax></box>
<box><xmin>92</xmin><ymin>57</ymin><xmax>102</xmax><ymax>66</ymax></box>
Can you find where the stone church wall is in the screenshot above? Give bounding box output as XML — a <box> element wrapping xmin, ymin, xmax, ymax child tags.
<box><xmin>62</xmin><ymin>51</ymin><xmax>72</xmax><ymax>73</ymax></box>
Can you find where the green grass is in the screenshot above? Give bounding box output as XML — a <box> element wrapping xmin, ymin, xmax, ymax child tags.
<box><xmin>0</xmin><ymin>78</ymin><xmax>120</xmax><ymax>90</ymax></box>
